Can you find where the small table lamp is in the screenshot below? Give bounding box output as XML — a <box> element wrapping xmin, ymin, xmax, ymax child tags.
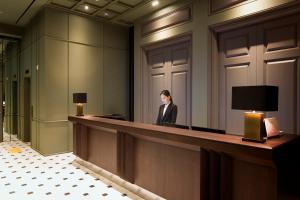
<box><xmin>232</xmin><ymin>86</ymin><xmax>278</xmax><ymax>142</ymax></box>
<box><xmin>73</xmin><ymin>93</ymin><xmax>87</xmax><ymax>116</ymax></box>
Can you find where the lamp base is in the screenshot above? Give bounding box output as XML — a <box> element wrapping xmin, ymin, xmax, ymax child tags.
<box><xmin>76</xmin><ymin>104</ymin><xmax>84</xmax><ymax>116</ymax></box>
<box><xmin>243</xmin><ymin>112</ymin><xmax>266</xmax><ymax>143</ymax></box>
<box><xmin>242</xmin><ymin>137</ymin><xmax>266</xmax><ymax>143</ymax></box>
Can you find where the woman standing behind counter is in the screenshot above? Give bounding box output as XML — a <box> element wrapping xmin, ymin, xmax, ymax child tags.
<box><xmin>156</xmin><ymin>90</ymin><xmax>178</xmax><ymax>126</ymax></box>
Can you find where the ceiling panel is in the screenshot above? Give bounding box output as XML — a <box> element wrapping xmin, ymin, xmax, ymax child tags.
<box><xmin>46</xmin><ymin>0</ymin><xmax>179</xmax><ymax>26</ymax></box>
<box><xmin>0</xmin><ymin>0</ymin><xmax>48</xmax><ymax>26</ymax></box>
<box><xmin>75</xmin><ymin>4</ymin><xmax>98</xmax><ymax>14</ymax></box>
<box><xmin>0</xmin><ymin>0</ymin><xmax>33</xmax><ymax>25</ymax></box>
<box><xmin>107</xmin><ymin>3</ymin><xmax>129</xmax><ymax>13</ymax></box>
<box><xmin>0</xmin><ymin>0</ymin><xmax>180</xmax><ymax>27</ymax></box>
<box><xmin>96</xmin><ymin>9</ymin><xmax>117</xmax><ymax>19</ymax></box>
<box><xmin>51</xmin><ymin>0</ymin><xmax>78</xmax><ymax>8</ymax></box>
<box><xmin>119</xmin><ymin>0</ymin><xmax>143</xmax><ymax>7</ymax></box>
<box><xmin>85</xmin><ymin>0</ymin><xmax>110</xmax><ymax>7</ymax></box>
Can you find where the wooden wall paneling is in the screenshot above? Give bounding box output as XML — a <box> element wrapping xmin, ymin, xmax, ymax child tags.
<box><xmin>164</xmin><ymin>143</ymin><xmax>200</xmax><ymax>200</ymax></box>
<box><xmin>209</xmin><ymin>151</ymin><xmax>221</xmax><ymax>200</ymax></box>
<box><xmin>73</xmin><ymin>123</ymin><xmax>79</xmax><ymax>156</ymax></box>
<box><xmin>200</xmin><ymin>148</ymin><xmax>209</xmax><ymax>200</ymax></box>
<box><xmin>69</xmin><ymin>115</ymin><xmax>300</xmax><ymax>199</ymax></box>
<box><xmin>80</xmin><ymin>125</ymin><xmax>88</xmax><ymax>160</ymax></box>
<box><xmin>73</xmin><ymin>123</ymin><xmax>88</xmax><ymax>160</ymax></box>
<box><xmin>117</xmin><ymin>131</ymin><xmax>135</xmax><ymax>182</ymax></box>
<box><xmin>134</xmin><ymin>139</ymin><xmax>165</xmax><ymax>197</ymax></box>
<box><xmin>231</xmin><ymin>159</ymin><xmax>277</xmax><ymax>200</ymax></box>
<box><xmin>298</xmin><ymin>59</ymin><xmax>300</xmax><ymax>135</ymax></box>
<box><xmin>87</xmin><ymin>126</ymin><xmax>118</xmax><ymax>174</ymax></box>
<box><xmin>220</xmin><ymin>153</ymin><xmax>233</xmax><ymax>200</ymax></box>
<box><xmin>133</xmin><ymin>138</ymin><xmax>200</xmax><ymax>200</ymax></box>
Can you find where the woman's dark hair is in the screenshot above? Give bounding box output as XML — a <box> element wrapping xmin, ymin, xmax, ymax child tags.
<box><xmin>160</xmin><ymin>90</ymin><xmax>173</xmax><ymax>103</ymax></box>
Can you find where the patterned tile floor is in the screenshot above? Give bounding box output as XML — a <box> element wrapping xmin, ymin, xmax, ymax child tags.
<box><xmin>0</xmin><ymin>133</ymin><xmax>140</xmax><ymax>200</ymax></box>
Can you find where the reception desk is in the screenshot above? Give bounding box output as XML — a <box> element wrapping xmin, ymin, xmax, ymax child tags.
<box><xmin>68</xmin><ymin>115</ymin><xmax>300</xmax><ymax>200</ymax></box>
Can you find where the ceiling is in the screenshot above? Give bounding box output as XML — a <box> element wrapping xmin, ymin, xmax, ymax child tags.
<box><xmin>0</xmin><ymin>0</ymin><xmax>178</xmax><ymax>27</ymax></box>
<box><xmin>46</xmin><ymin>0</ymin><xmax>178</xmax><ymax>26</ymax></box>
<box><xmin>0</xmin><ymin>0</ymin><xmax>48</xmax><ymax>26</ymax></box>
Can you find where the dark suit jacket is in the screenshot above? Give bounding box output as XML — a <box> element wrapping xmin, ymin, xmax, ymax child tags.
<box><xmin>156</xmin><ymin>103</ymin><xmax>178</xmax><ymax>126</ymax></box>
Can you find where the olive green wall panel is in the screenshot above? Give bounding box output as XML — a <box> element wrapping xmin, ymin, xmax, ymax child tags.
<box><xmin>31</xmin><ymin>120</ymin><xmax>37</xmax><ymax>149</ymax></box>
<box><xmin>44</xmin><ymin>8</ymin><xmax>68</xmax><ymax>40</ymax></box>
<box><xmin>18</xmin><ymin>7</ymin><xmax>129</xmax><ymax>155</ymax></box>
<box><xmin>103</xmin><ymin>48</ymin><xmax>128</xmax><ymax>118</ymax></box>
<box><xmin>68</xmin><ymin>43</ymin><xmax>103</xmax><ymax>115</ymax></box>
<box><xmin>38</xmin><ymin>122</ymin><xmax>69</xmax><ymax>155</ymax></box>
<box><xmin>19</xmin><ymin>46</ymin><xmax>32</xmax><ymax>140</ymax></box>
<box><xmin>103</xmin><ymin>23</ymin><xmax>128</xmax><ymax>50</ymax></box>
<box><xmin>39</xmin><ymin>37</ymin><xmax>68</xmax><ymax>121</ymax></box>
<box><xmin>69</xmin><ymin>15</ymin><xmax>102</xmax><ymax>46</ymax></box>
<box><xmin>31</xmin><ymin>42</ymin><xmax>37</xmax><ymax>120</ymax></box>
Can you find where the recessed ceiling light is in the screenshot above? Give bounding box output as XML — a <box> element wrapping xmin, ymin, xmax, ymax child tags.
<box><xmin>151</xmin><ymin>0</ymin><xmax>159</xmax><ymax>7</ymax></box>
<box><xmin>84</xmin><ymin>5</ymin><xmax>89</xmax><ymax>10</ymax></box>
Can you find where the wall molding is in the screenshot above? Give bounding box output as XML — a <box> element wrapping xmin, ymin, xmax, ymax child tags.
<box><xmin>209</xmin><ymin>0</ymin><xmax>257</xmax><ymax>15</ymax></box>
<box><xmin>141</xmin><ymin>6</ymin><xmax>192</xmax><ymax>37</ymax></box>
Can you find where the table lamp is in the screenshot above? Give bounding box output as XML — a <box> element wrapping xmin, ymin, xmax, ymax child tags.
<box><xmin>73</xmin><ymin>93</ymin><xmax>87</xmax><ymax>116</ymax></box>
<box><xmin>232</xmin><ymin>86</ymin><xmax>278</xmax><ymax>142</ymax></box>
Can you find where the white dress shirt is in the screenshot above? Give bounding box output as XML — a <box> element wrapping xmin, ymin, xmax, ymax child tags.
<box><xmin>163</xmin><ymin>103</ymin><xmax>170</xmax><ymax>116</ymax></box>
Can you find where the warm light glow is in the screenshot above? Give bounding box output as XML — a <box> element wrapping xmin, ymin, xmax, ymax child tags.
<box><xmin>151</xmin><ymin>0</ymin><xmax>159</xmax><ymax>7</ymax></box>
<box><xmin>104</xmin><ymin>12</ymin><xmax>109</xmax><ymax>16</ymax></box>
<box><xmin>84</xmin><ymin>5</ymin><xmax>89</xmax><ymax>10</ymax></box>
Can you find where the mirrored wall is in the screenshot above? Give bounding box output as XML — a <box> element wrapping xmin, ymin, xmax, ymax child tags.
<box><xmin>0</xmin><ymin>37</ymin><xmax>19</xmax><ymax>142</ymax></box>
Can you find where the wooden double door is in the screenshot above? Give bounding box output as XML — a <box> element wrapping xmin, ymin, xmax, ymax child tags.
<box><xmin>219</xmin><ymin>14</ymin><xmax>300</xmax><ymax>135</ymax></box>
<box><xmin>144</xmin><ymin>39</ymin><xmax>191</xmax><ymax>126</ymax></box>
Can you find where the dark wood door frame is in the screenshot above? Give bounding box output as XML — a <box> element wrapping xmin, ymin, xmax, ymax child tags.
<box><xmin>208</xmin><ymin>2</ymin><xmax>300</xmax><ymax>133</ymax></box>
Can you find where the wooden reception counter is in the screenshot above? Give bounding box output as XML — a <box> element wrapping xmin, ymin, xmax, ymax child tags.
<box><xmin>68</xmin><ymin>115</ymin><xmax>300</xmax><ymax>200</ymax></box>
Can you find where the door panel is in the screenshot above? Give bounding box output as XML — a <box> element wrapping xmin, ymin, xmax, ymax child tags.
<box><xmin>170</xmin><ymin>42</ymin><xmax>190</xmax><ymax>126</ymax></box>
<box><xmin>151</xmin><ymin>74</ymin><xmax>166</xmax><ymax>123</ymax></box>
<box><xmin>265</xmin><ymin>60</ymin><xmax>296</xmax><ymax>133</ymax></box>
<box><xmin>146</xmin><ymin>40</ymin><xmax>191</xmax><ymax>126</ymax></box>
<box><xmin>172</xmin><ymin>71</ymin><xmax>188</xmax><ymax>125</ymax></box>
<box><xmin>219</xmin><ymin>26</ymin><xmax>257</xmax><ymax>134</ymax></box>
<box><xmin>219</xmin><ymin>14</ymin><xmax>300</xmax><ymax>135</ymax></box>
<box><xmin>225</xmin><ymin>67</ymin><xmax>249</xmax><ymax>134</ymax></box>
<box><xmin>260</xmin><ymin>16</ymin><xmax>300</xmax><ymax>134</ymax></box>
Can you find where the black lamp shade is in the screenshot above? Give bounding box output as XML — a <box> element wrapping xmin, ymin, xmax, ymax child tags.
<box><xmin>73</xmin><ymin>93</ymin><xmax>87</xmax><ymax>103</ymax></box>
<box><xmin>232</xmin><ymin>86</ymin><xmax>278</xmax><ymax>111</ymax></box>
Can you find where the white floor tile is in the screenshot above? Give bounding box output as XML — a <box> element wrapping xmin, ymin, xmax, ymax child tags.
<box><xmin>0</xmin><ymin>132</ymin><xmax>138</xmax><ymax>200</ymax></box>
